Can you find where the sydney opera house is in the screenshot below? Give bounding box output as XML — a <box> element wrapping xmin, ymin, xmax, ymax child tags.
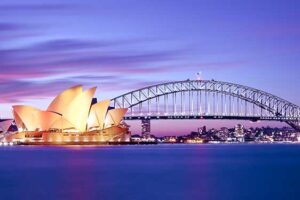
<box><xmin>1</xmin><ymin>85</ymin><xmax>130</xmax><ymax>145</ymax></box>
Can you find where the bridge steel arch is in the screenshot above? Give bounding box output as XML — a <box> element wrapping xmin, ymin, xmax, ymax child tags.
<box><xmin>111</xmin><ymin>80</ymin><xmax>300</xmax><ymax>131</ymax></box>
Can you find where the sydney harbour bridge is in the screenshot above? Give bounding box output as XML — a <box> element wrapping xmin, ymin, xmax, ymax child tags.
<box><xmin>111</xmin><ymin>79</ymin><xmax>300</xmax><ymax>134</ymax></box>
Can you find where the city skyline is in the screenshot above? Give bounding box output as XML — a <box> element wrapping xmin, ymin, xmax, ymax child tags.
<box><xmin>1</xmin><ymin>0</ymin><xmax>300</xmax><ymax>135</ymax></box>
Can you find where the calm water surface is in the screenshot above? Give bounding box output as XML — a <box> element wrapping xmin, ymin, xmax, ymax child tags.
<box><xmin>0</xmin><ymin>144</ymin><xmax>300</xmax><ymax>200</ymax></box>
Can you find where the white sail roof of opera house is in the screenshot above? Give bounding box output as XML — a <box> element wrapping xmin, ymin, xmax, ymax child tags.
<box><xmin>0</xmin><ymin>119</ymin><xmax>14</xmax><ymax>132</ymax></box>
<box><xmin>12</xmin><ymin>85</ymin><xmax>128</xmax><ymax>132</ymax></box>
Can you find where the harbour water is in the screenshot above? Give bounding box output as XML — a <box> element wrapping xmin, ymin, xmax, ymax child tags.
<box><xmin>0</xmin><ymin>144</ymin><xmax>300</xmax><ymax>200</ymax></box>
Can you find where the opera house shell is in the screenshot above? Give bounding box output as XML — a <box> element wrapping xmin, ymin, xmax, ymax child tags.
<box><xmin>2</xmin><ymin>85</ymin><xmax>130</xmax><ymax>144</ymax></box>
<box><xmin>0</xmin><ymin>119</ymin><xmax>13</xmax><ymax>133</ymax></box>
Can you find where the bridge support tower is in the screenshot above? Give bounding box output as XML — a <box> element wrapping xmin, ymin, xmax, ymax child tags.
<box><xmin>141</xmin><ymin>119</ymin><xmax>151</xmax><ymax>137</ymax></box>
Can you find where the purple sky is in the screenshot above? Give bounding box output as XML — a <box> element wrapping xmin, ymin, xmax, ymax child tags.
<box><xmin>0</xmin><ymin>0</ymin><xmax>299</xmax><ymax>135</ymax></box>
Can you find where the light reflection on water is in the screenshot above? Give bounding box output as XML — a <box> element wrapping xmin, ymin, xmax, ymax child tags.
<box><xmin>0</xmin><ymin>144</ymin><xmax>300</xmax><ymax>200</ymax></box>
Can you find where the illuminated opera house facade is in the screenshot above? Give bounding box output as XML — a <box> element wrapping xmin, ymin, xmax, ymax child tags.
<box><xmin>2</xmin><ymin>85</ymin><xmax>130</xmax><ymax>144</ymax></box>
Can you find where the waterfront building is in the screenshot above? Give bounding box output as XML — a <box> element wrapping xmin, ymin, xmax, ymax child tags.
<box><xmin>163</xmin><ymin>136</ymin><xmax>177</xmax><ymax>143</ymax></box>
<box><xmin>131</xmin><ymin>134</ymin><xmax>142</xmax><ymax>142</ymax></box>
<box><xmin>1</xmin><ymin>85</ymin><xmax>130</xmax><ymax>144</ymax></box>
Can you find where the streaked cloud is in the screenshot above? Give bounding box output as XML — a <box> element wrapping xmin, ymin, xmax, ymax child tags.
<box><xmin>0</xmin><ymin>3</ymin><xmax>76</xmax><ymax>13</ymax></box>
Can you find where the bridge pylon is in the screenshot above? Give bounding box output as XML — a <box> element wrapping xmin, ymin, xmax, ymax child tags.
<box><xmin>141</xmin><ymin>119</ymin><xmax>151</xmax><ymax>137</ymax></box>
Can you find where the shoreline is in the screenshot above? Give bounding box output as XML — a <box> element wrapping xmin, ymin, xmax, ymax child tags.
<box><xmin>1</xmin><ymin>141</ymin><xmax>300</xmax><ymax>146</ymax></box>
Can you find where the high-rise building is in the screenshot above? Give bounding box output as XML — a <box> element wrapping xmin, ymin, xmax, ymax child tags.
<box><xmin>235</xmin><ymin>124</ymin><xmax>245</xmax><ymax>142</ymax></box>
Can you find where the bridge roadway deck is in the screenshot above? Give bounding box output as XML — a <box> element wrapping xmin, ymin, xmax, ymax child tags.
<box><xmin>124</xmin><ymin>115</ymin><xmax>298</xmax><ymax>121</ymax></box>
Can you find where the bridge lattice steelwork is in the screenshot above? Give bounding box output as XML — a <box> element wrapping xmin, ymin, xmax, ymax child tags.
<box><xmin>111</xmin><ymin>80</ymin><xmax>300</xmax><ymax>131</ymax></box>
